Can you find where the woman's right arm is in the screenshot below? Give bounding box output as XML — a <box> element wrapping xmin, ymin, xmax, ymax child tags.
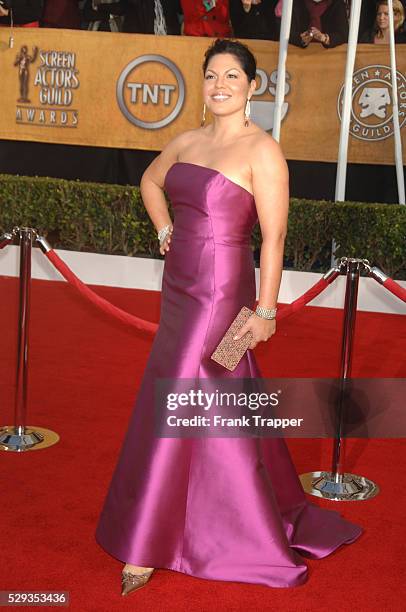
<box><xmin>140</xmin><ymin>130</ymin><xmax>193</xmax><ymax>253</ymax></box>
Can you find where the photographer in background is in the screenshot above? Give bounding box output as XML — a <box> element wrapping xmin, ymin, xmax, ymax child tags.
<box><xmin>0</xmin><ymin>0</ymin><xmax>43</xmax><ymax>27</ymax></box>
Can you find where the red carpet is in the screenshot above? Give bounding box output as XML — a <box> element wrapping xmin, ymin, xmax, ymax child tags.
<box><xmin>0</xmin><ymin>276</ymin><xmax>405</xmax><ymax>611</ymax></box>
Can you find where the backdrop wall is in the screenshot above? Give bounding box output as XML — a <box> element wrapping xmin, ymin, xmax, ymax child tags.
<box><xmin>1</xmin><ymin>29</ymin><xmax>405</xmax><ymax>165</ymax></box>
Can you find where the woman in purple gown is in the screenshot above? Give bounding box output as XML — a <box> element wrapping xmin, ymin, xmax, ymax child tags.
<box><xmin>95</xmin><ymin>39</ymin><xmax>362</xmax><ymax>596</ymax></box>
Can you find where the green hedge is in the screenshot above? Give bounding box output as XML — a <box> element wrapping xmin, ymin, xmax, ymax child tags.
<box><xmin>0</xmin><ymin>174</ymin><xmax>405</xmax><ymax>279</ymax></box>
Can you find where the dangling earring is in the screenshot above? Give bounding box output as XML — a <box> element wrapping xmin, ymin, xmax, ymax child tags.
<box><xmin>244</xmin><ymin>98</ymin><xmax>251</xmax><ymax>127</ymax></box>
<box><xmin>201</xmin><ymin>103</ymin><xmax>206</xmax><ymax>127</ymax></box>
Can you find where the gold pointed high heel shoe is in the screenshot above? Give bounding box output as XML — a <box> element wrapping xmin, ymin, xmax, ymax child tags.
<box><xmin>121</xmin><ymin>568</ymin><xmax>154</xmax><ymax>596</ymax></box>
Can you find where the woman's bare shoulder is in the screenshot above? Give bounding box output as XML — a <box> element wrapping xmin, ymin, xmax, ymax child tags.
<box><xmin>163</xmin><ymin>128</ymin><xmax>203</xmax><ymax>158</ymax></box>
<box><xmin>142</xmin><ymin>128</ymin><xmax>203</xmax><ymax>186</ymax></box>
<box><xmin>248</xmin><ymin>129</ymin><xmax>287</xmax><ymax>171</ymax></box>
<box><xmin>250</xmin><ymin>128</ymin><xmax>284</xmax><ymax>154</ymax></box>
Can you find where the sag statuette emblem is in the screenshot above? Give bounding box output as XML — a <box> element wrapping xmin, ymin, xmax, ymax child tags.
<box><xmin>14</xmin><ymin>46</ymin><xmax>80</xmax><ymax>128</ymax></box>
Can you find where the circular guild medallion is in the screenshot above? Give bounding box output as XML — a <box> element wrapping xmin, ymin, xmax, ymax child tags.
<box><xmin>337</xmin><ymin>64</ymin><xmax>406</xmax><ymax>141</ymax></box>
<box><xmin>117</xmin><ymin>54</ymin><xmax>185</xmax><ymax>130</ymax></box>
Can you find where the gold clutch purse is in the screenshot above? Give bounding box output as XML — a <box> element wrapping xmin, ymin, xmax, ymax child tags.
<box><xmin>210</xmin><ymin>306</ymin><xmax>254</xmax><ymax>372</ymax></box>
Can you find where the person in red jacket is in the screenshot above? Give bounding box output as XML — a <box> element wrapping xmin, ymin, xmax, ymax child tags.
<box><xmin>41</xmin><ymin>1</ymin><xmax>81</xmax><ymax>29</ymax></box>
<box><xmin>180</xmin><ymin>0</ymin><xmax>231</xmax><ymax>37</ymax></box>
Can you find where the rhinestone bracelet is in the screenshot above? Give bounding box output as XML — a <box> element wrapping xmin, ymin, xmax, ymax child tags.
<box><xmin>157</xmin><ymin>224</ymin><xmax>172</xmax><ymax>246</ymax></box>
<box><xmin>255</xmin><ymin>305</ymin><xmax>277</xmax><ymax>320</ymax></box>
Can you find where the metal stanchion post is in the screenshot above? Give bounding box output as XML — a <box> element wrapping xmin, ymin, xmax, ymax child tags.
<box><xmin>0</xmin><ymin>227</ymin><xmax>59</xmax><ymax>452</ymax></box>
<box><xmin>331</xmin><ymin>258</ymin><xmax>359</xmax><ymax>481</ymax></box>
<box><xmin>300</xmin><ymin>258</ymin><xmax>379</xmax><ymax>501</ymax></box>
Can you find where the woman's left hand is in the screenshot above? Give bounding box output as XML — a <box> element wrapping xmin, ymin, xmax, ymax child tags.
<box><xmin>233</xmin><ymin>314</ymin><xmax>276</xmax><ymax>350</ymax></box>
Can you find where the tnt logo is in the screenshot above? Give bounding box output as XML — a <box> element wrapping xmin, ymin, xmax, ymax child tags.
<box><xmin>127</xmin><ymin>83</ymin><xmax>175</xmax><ymax>106</ymax></box>
<box><xmin>117</xmin><ymin>55</ymin><xmax>185</xmax><ymax>130</ymax></box>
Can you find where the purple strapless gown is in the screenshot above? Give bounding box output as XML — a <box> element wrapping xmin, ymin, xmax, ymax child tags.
<box><xmin>95</xmin><ymin>162</ymin><xmax>362</xmax><ymax>588</ymax></box>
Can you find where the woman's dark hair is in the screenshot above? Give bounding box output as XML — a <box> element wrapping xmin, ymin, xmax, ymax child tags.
<box><xmin>202</xmin><ymin>39</ymin><xmax>257</xmax><ymax>82</ymax></box>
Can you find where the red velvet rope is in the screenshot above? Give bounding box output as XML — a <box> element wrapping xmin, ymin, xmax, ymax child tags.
<box><xmin>45</xmin><ymin>250</ymin><xmax>158</xmax><ymax>335</ymax></box>
<box><xmin>382</xmin><ymin>277</ymin><xmax>406</xmax><ymax>304</ymax></box>
<box><xmin>44</xmin><ymin>249</ymin><xmax>333</xmax><ymax>333</ymax></box>
<box><xmin>276</xmin><ymin>278</ymin><xmax>329</xmax><ymax>321</ymax></box>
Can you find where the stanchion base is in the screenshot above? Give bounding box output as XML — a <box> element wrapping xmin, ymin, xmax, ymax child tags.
<box><xmin>299</xmin><ymin>470</ymin><xmax>379</xmax><ymax>501</ymax></box>
<box><xmin>0</xmin><ymin>426</ymin><xmax>59</xmax><ymax>452</ymax></box>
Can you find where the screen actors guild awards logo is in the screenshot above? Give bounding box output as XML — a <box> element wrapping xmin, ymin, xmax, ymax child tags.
<box><xmin>337</xmin><ymin>65</ymin><xmax>406</xmax><ymax>141</ymax></box>
<box><xmin>14</xmin><ymin>45</ymin><xmax>38</xmax><ymax>103</ymax></box>
<box><xmin>15</xmin><ymin>47</ymin><xmax>80</xmax><ymax>128</ymax></box>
